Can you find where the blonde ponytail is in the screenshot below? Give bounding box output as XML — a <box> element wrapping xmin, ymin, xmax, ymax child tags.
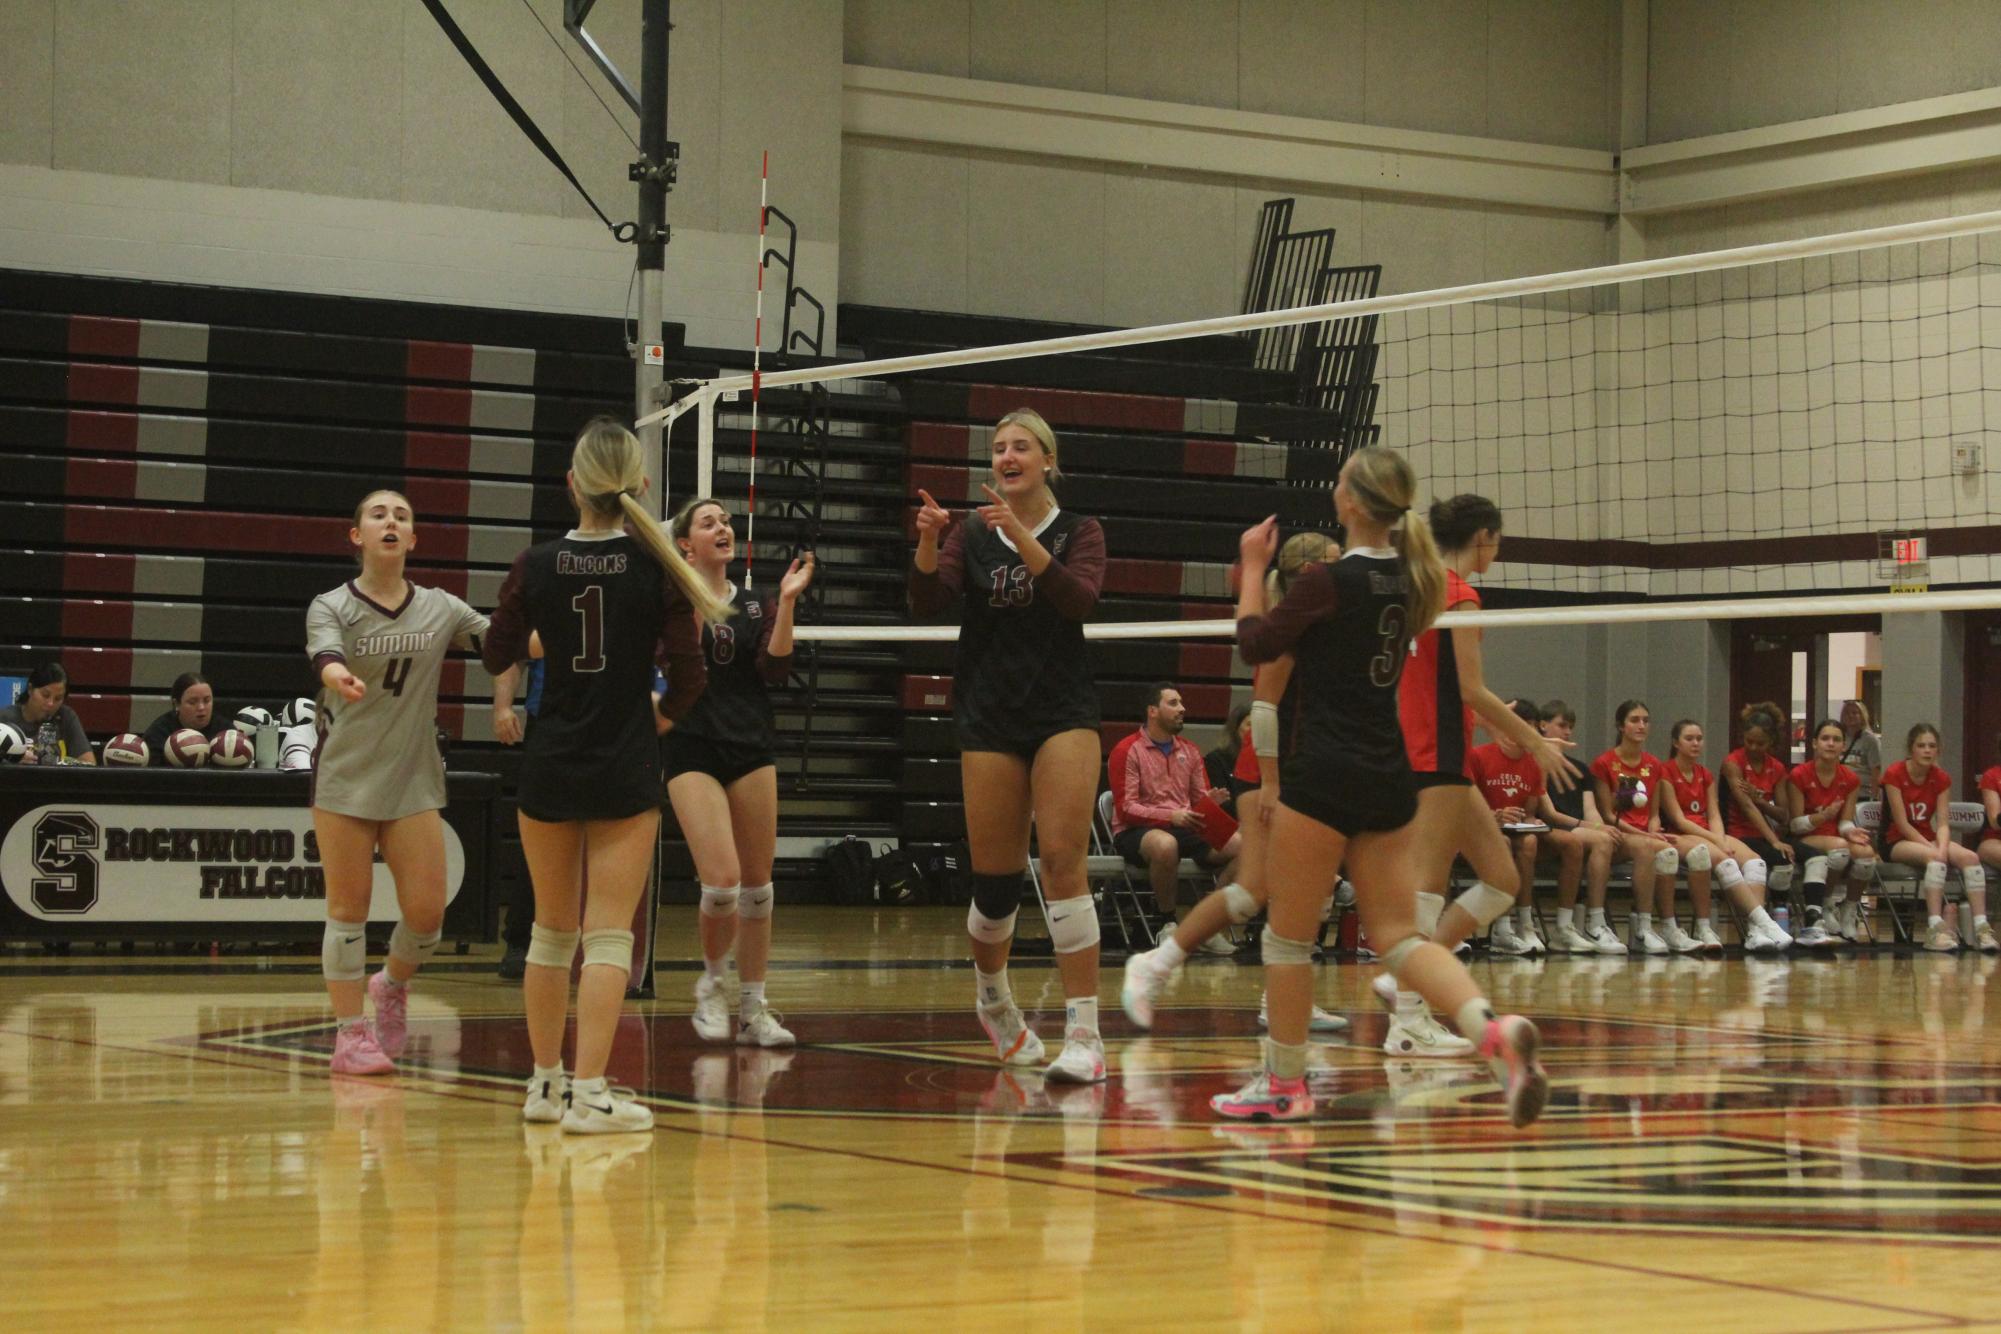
<box><xmin>1345</xmin><ymin>444</ymin><xmax>1445</xmax><ymax>637</ymax></box>
<box><xmin>570</xmin><ymin>416</ymin><xmax>733</xmax><ymax>624</ymax></box>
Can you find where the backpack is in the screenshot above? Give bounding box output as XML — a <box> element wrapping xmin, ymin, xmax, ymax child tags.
<box><xmin>822</xmin><ymin>836</ymin><xmax>876</xmax><ymax>906</ymax></box>
<box><xmin>873</xmin><ymin>848</ymin><xmax>927</xmax><ymax>907</ymax></box>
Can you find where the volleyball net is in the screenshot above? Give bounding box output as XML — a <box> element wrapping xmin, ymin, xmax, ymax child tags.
<box><xmin>643</xmin><ymin>208</ymin><xmax>2001</xmax><ymax>644</ymax></box>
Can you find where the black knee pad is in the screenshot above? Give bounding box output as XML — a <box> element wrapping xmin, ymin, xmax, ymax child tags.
<box><xmin>970</xmin><ymin>870</ymin><xmax>1026</xmax><ymax>921</ymax></box>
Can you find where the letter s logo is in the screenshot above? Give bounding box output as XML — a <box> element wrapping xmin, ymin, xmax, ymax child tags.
<box><xmin>32</xmin><ymin>810</ymin><xmax>100</xmax><ymax>914</ymax></box>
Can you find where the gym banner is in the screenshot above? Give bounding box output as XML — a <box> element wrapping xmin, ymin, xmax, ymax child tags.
<box><xmin>0</xmin><ymin>803</ymin><xmax>465</xmax><ymax>923</ymax></box>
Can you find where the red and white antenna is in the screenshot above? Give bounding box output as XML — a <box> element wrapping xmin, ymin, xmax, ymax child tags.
<box><xmin>744</xmin><ymin>149</ymin><xmax>769</xmax><ymax>588</ymax></box>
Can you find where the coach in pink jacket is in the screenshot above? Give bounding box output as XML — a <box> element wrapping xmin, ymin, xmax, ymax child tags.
<box><xmin>1108</xmin><ymin>683</ymin><xmax>1241</xmax><ymax>916</ymax></box>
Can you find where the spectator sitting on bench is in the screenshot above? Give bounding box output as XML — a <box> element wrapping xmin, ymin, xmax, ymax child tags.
<box><xmin>142</xmin><ymin>672</ymin><xmax>226</xmax><ymax>764</ymax></box>
<box><xmin>3</xmin><ymin>662</ymin><xmax>95</xmax><ymax>765</ymax></box>
<box><xmin>1109</xmin><ymin>683</ymin><xmax>1240</xmax><ymax>946</ymax></box>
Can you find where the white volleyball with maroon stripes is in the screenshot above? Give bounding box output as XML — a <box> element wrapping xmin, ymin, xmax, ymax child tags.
<box><xmin>164</xmin><ymin>728</ymin><xmax>211</xmax><ymax>768</ymax></box>
<box><xmin>209</xmin><ymin>730</ymin><xmax>256</xmax><ymax>769</ymax></box>
<box><xmin>102</xmin><ymin>733</ymin><xmax>150</xmax><ymax>766</ymax></box>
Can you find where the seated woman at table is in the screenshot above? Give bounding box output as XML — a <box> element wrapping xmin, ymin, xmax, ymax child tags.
<box><xmin>1</xmin><ymin>663</ymin><xmax>96</xmax><ymax>765</ymax></box>
<box><xmin>141</xmin><ymin>672</ymin><xmax>225</xmax><ymax>763</ymax></box>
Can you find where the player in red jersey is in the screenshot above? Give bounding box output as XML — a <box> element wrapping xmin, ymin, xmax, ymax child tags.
<box><xmin>1467</xmin><ymin>699</ymin><xmax>1556</xmax><ymax>952</ymax></box>
<box><xmin>1660</xmin><ymin>719</ymin><xmax>1793</xmax><ymax>952</ymax></box>
<box><xmin>1719</xmin><ymin>702</ymin><xmax>1797</xmax><ymax>948</ymax></box>
<box><xmin>1214</xmin><ymin>449</ymin><xmax>1548</xmax><ymax>1127</ymax></box>
<box><xmin>1883</xmin><ymin>722</ymin><xmax>1989</xmax><ymax>952</ymax></box>
<box><xmin>1979</xmin><ymin>732</ymin><xmax>2001</xmax><ymax>883</ymax></box>
<box><xmin>1590</xmin><ymin>700</ymin><xmax>1683</xmax><ymax>954</ymax></box>
<box><xmin>1122</xmin><ymin>533</ymin><xmax>1351</xmax><ymax>1035</ymax></box>
<box><xmin>911</xmin><ymin>409</ymin><xmax>1109</xmax><ymax>1083</ymax></box>
<box><xmin>1785</xmin><ymin>719</ymin><xmax>1875</xmax><ymax>947</ymax></box>
<box><xmin>1381</xmin><ymin>495</ymin><xmax>1570</xmax><ymax>1060</ymax></box>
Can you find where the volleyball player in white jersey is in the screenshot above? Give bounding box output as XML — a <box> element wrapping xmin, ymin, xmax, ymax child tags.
<box><xmin>307</xmin><ymin>489</ymin><xmax>517</xmax><ymax>1075</ymax></box>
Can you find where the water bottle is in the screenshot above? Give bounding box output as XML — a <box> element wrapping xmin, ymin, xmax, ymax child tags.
<box><xmin>254</xmin><ymin>722</ymin><xmax>280</xmax><ymax>770</ymax></box>
<box><xmin>34</xmin><ymin>719</ymin><xmax>61</xmax><ymax>765</ymax></box>
<box><xmin>1772</xmin><ymin>905</ymin><xmax>1790</xmax><ymax>935</ymax></box>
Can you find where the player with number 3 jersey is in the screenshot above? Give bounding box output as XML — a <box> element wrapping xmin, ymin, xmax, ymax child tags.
<box><xmin>306</xmin><ymin>489</ymin><xmax>517</xmax><ymax>1077</ymax></box>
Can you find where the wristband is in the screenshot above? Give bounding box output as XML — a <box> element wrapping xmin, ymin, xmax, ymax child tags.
<box><xmin>1789</xmin><ymin>815</ymin><xmax>1814</xmax><ymax>836</ymax></box>
<box><xmin>1838</xmin><ymin>820</ymin><xmax>1858</xmax><ymax>837</ymax></box>
<box><xmin>1250</xmin><ymin>701</ymin><xmax>1279</xmax><ymax>759</ymax></box>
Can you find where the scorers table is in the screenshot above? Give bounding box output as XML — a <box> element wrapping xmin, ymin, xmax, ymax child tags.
<box><xmin>0</xmin><ymin>766</ymin><xmax>501</xmax><ymax>946</ymax></box>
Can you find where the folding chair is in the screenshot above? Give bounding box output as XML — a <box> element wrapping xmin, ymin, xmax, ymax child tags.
<box><xmin>1853</xmin><ymin>800</ymin><xmax>1987</xmax><ymax>942</ymax></box>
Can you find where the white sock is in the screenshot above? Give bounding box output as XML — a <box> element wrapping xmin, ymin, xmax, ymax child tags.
<box><xmin>378</xmin><ymin>973</ymin><xmax>406</xmax><ymax>992</ymax></box>
<box><xmin>1517</xmin><ymin>906</ymin><xmax>1536</xmax><ymax>932</ymax></box>
<box><xmin>1749</xmin><ymin>906</ymin><xmax>1774</xmax><ymax>927</ymax></box>
<box><xmin>1978</xmin><ymin>915</ymin><xmax>1990</xmax><ymax>928</ymax></box>
<box><xmin>703</xmin><ymin>956</ymin><xmax>726</xmax><ymax>982</ymax></box>
<box><xmin>1065</xmin><ymin>996</ymin><xmax>1099</xmax><ymax>1036</ymax></box>
<box><xmin>1586</xmin><ymin>907</ymin><xmax>1606</xmax><ymax>931</ymax></box>
<box><xmin>572</xmin><ymin>1075</ymin><xmax>608</xmax><ymax>1096</ymax></box>
<box><xmin>1929</xmin><ymin>914</ymin><xmax>1945</xmax><ymax>929</ymax></box>
<box><xmin>1557</xmin><ymin>907</ymin><xmax>1574</xmax><ymax>930</ymax></box>
<box><xmin>1155</xmin><ymin>935</ymin><xmax>1188</xmax><ymax>970</ymax></box>
<box><xmin>975</xmin><ymin>967</ymin><xmax>1010</xmax><ymax>1010</ymax></box>
<box><xmin>532</xmin><ymin>1061</ymin><xmax>565</xmax><ymax>1083</ymax></box>
<box><xmin>1454</xmin><ymin>998</ymin><xmax>1497</xmax><ymax>1041</ymax></box>
<box><xmin>739</xmin><ymin>981</ymin><xmax>766</xmax><ymax>1020</ymax></box>
<box><xmin>1632</xmin><ymin>912</ymin><xmax>1651</xmax><ymax>933</ymax></box>
<box><xmin>1395</xmin><ymin>990</ymin><xmax>1426</xmax><ymax>1016</ymax></box>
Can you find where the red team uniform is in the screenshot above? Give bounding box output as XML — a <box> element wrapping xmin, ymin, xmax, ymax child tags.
<box><xmin>1724</xmin><ymin>748</ymin><xmax>1790</xmax><ymax>842</ymax></box>
<box><xmin>1661</xmin><ymin>761</ymin><xmax>1713</xmax><ymax>828</ymax></box>
<box><xmin>1880</xmin><ymin>760</ymin><xmax>1952</xmax><ymax>845</ymax></box>
<box><xmin>1981</xmin><ymin>766</ymin><xmax>2001</xmax><ymax>843</ymax></box>
<box><xmin>1399</xmin><ymin>569</ymin><xmax>1479</xmax><ymax>779</ymax></box>
<box><xmin>1591</xmin><ymin>749</ymin><xmax>1671</xmax><ymax>832</ymax></box>
<box><xmin>1789</xmin><ymin>762</ymin><xmax>1860</xmax><ymax>837</ymax></box>
<box><xmin>1469</xmin><ymin>741</ymin><xmax>1543</xmax><ymax>816</ymax></box>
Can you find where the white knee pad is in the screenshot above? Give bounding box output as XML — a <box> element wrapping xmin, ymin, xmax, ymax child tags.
<box><xmin>1415</xmin><ymin>890</ymin><xmax>1445</xmax><ymax>937</ymax></box>
<box><xmin>738</xmin><ymin>882</ymin><xmax>774</xmax><ymax>920</ymax></box>
<box><xmin>1924</xmin><ymin>862</ymin><xmax>1948</xmax><ymax>890</ymax></box>
<box><xmin>1715</xmin><ymin>856</ymin><xmax>1742</xmax><ymax>888</ymax></box>
<box><xmin>967</xmin><ymin>902</ymin><xmax>1018</xmax><ymax>945</ymax></box>
<box><xmin>388</xmin><ymin>922</ymin><xmax>442</xmax><ymax>969</ymax></box>
<box><xmin>1966</xmin><ymin>864</ymin><xmax>1987</xmax><ymax>894</ymax></box>
<box><xmin>580</xmin><ymin>928</ymin><xmax>634</xmax><ymax>971</ymax></box>
<box><xmin>1380</xmin><ymin>935</ymin><xmax>1425</xmax><ymax>979</ymax></box>
<box><xmin>699</xmin><ymin>882</ymin><xmax>740</xmax><ymax>918</ymax></box>
<box><xmin>1824</xmin><ymin>846</ymin><xmax>1851</xmax><ymax>874</ymax></box>
<box><xmin>1261</xmin><ymin>927</ymin><xmax>1316</xmax><ymax>966</ymax></box>
<box><xmin>1685</xmin><ymin>844</ymin><xmax>1711</xmax><ymax>873</ymax></box>
<box><xmin>1744</xmin><ymin>857</ymin><xmax>1768</xmax><ymax>888</ymax></box>
<box><xmin>1457</xmin><ymin>881</ymin><xmax>1515</xmax><ymax>930</ymax></box>
<box><xmin>1653</xmin><ymin>846</ymin><xmax>1680</xmax><ymax>876</ymax></box>
<box><xmin>1222</xmin><ymin>882</ymin><xmax>1261</xmax><ymax>924</ymax></box>
<box><xmin>526</xmin><ymin>923</ymin><xmax>579</xmax><ymax>968</ymax></box>
<box><xmin>1851</xmin><ymin>854</ymin><xmax>1876</xmax><ymax>882</ymax></box>
<box><xmin>1804</xmin><ymin>856</ymin><xmax>1829</xmax><ymax>886</ymax></box>
<box><xmin>322</xmin><ymin>918</ymin><xmax>367</xmax><ymax>983</ymax></box>
<box><xmin>1046</xmin><ymin>895</ymin><xmax>1100</xmax><ymax>955</ymax></box>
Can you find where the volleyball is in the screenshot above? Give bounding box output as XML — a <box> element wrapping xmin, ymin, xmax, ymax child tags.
<box><xmin>209</xmin><ymin>729</ymin><xmax>255</xmax><ymax>768</ymax></box>
<box><xmin>0</xmin><ymin>722</ymin><xmax>25</xmax><ymax>764</ymax></box>
<box><xmin>102</xmin><ymin>733</ymin><xmax>150</xmax><ymax>766</ymax></box>
<box><xmin>279</xmin><ymin>697</ymin><xmax>317</xmax><ymax>729</ymax></box>
<box><xmin>232</xmin><ymin>705</ymin><xmax>276</xmax><ymax>735</ymax></box>
<box><xmin>164</xmin><ymin>728</ymin><xmax>211</xmax><ymax>768</ymax></box>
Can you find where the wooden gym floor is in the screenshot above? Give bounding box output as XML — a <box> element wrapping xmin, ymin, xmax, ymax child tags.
<box><xmin>3</xmin><ymin>906</ymin><xmax>2000</xmax><ymax>1331</ymax></box>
